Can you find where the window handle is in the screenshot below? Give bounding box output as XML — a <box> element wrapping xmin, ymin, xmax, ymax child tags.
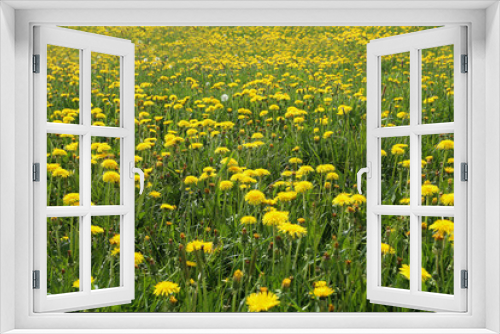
<box><xmin>130</xmin><ymin>162</ymin><xmax>145</xmax><ymax>194</ymax></box>
<box><xmin>356</xmin><ymin>162</ymin><xmax>371</xmax><ymax>195</ymax></box>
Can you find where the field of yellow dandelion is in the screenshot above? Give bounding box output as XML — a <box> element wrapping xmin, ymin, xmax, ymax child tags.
<box><xmin>46</xmin><ymin>26</ymin><xmax>455</xmax><ymax>312</ymax></box>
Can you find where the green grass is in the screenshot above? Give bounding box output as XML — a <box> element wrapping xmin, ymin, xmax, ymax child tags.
<box><xmin>45</xmin><ymin>26</ymin><xmax>455</xmax><ymax>312</ymax></box>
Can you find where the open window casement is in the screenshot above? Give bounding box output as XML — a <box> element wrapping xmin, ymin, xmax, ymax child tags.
<box><xmin>33</xmin><ymin>26</ymin><xmax>141</xmax><ymax>312</ymax></box>
<box><xmin>361</xmin><ymin>26</ymin><xmax>467</xmax><ymax>312</ymax></box>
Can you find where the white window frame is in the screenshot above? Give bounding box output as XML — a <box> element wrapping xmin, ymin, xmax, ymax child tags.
<box><xmin>365</xmin><ymin>26</ymin><xmax>467</xmax><ymax>312</ymax></box>
<box><xmin>1</xmin><ymin>2</ymin><xmax>499</xmax><ymax>333</ymax></box>
<box><xmin>33</xmin><ymin>26</ymin><xmax>136</xmax><ymax>313</ymax></box>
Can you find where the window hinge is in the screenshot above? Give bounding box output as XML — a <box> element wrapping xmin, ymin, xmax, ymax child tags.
<box><xmin>33</xmin><ymin>270</ymin><xmax>40</xmax><ymax>289</ymax></box>
<box><xmin>33</xmin><ymin>163</ymin><xmax>40</xmax><ymax>182</ymax></box>
<box><xmin>461</xmin><ymin>54</ymin><xmax>468</xmax><ymax>73</ymax></box>
<box><xmin>33</xmin><ymin>54</ymin><xmax>40</xmax><ymax>73</ymax></box>
<box><xmin>461</xmin><ymin>270</ymin><xmax>468</xmax><ymax>289</ymax></box>
<box><xmin>461</xmin><ymin>162</ymin><xmax>468</xmax><ymax>182</ymax></box>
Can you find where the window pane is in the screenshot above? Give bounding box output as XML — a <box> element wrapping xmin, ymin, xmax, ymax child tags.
<box><xmin>47</xmin><ymin>133</ymin><xmax>80</xmax><ymax>206</ymax></box>
<box><xmin>91</xmin><ymin>52</ymin><xmax>121</xmax><ymax>127</ymax></box>
<box><xmin>381</xmin><ymin>52</ymin><xmax>410</xmax><ymax>127</ymax></box>
<box><xmin>47</xmin><ymin>217</ymin><xmax>80</xmax><ymax>295</ymax></box>
<box><xmin>91</xmin><ymin>215</ymin><xmax>121</xmax><ymax>290</ymax></box>
<box><xmin>381</xmin><ymin>137</ymin><xmax>410</xmax><ymax>205</ymax></box>
<box><xmin>421</xmin><ymin>45</ymin><xmax>454</xmax><ymax>124</ymax></box>
<box><xmin>47</xmin><ymin>45</ymin><xmax>80</xmax><ymax>124</ymax></box>
<box><xmin>421</xmin><ymin>216</ymin><xmax>454</xmax><ymax>294</ymax></box>
<box><xmin>380</xmin><ymin>215</ymin><xmax>410</xmax><ymax>290</ymax></box>
<box><xmin>421</xmin><ymin>134</ymin><xmax>454</xmax><ymax>206</ymax></box>
<box><xmin>91</xmin><ymin>137</ymin><xmax>121</xmax><ymax>205</ymax></box>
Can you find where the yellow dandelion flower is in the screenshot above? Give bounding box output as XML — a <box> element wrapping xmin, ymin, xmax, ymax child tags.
<box><xmin>136</xmin><ymin>142</ymin><xmax>151</xmax><ymax>151</ymax></box>
<box><xmin>186</xmin><ymin>240</ymin><xmax>213</xmax><ymax>253</ymax></box>
<box><xmin>219</xmin><ymin>180</ymin><xmax>234</xmax><ymax>191</ymax></box>
<box><xmin>160</xmin><ymin>204</ymin><xmax>177</xmax><ymax>211</ymax></box>
<box><xmin>102</xmin><ymin>159</ymin><xmax>118</xmax><ymax>170</ymax></box>
<box><xmin>244</xmin><ymin>190</ymin><xmax>266</xmax><ymax>205</ymax></box>
<box><xmin>313</xmin><ymin>286</ymin><xmax>335</xmax><ymax>298</ymax></box>
<box><xmin>441</xmin><ymin>193</ymin><xmax>454</xmax><ymax>206</ymax></box>
<box><xmin>391</xmin><ymin>144</ymin><xmax>408</xmax><ymax>155</ymax></box>
<box><xmin>215</xmin><ymin>147</ymin><xmax>230</xmax><ymax>154</ymax></box>
<box><xmin>351</xmin><ymin>194</ymin><xmax>366</xmax><ymax>205</ymax></box>
<box><xmin>149</xmin><ymin>191</ymin><xmax>161</xmax><ymax>198</ymax></box>
<box><xmin>289</xmin><ymin>157</ymin><xmax>303</xmax><ymax>164</ymax></box>
<box><xmin>134</xmin><ymin>252</ymin><xmax>145</xmax><ymax>266</ymax></box>
<box><xmin>276</xmin><ymin>191</ymin><xmax>297</xmax><ymax>202</ymax></box>
<box><xmin>437</xmin><ymin>140</ymin><xmax>454</xmax><ymax>150</ymax></box>
<box><xmin>277</xmin><ymin>222</ymin><xmax>307</xmax><ymax>238</ymax></box>
<box><xmin>246</xmin><ymin>291</ymin><xmax>280</xmax><ymax>312</ymax></box>
<box><xmin>294</xmin><ymin>181</ymin><xmax>313</xmax><ymax>193</ymax></box>
<box><xmin>262</xmin><ymin>210</ymin><xmax>289</xmax><ymax>226</ymax></box>
<box><xmin>109</xmin><ymin>234</ymin><xmax>120</xmax><ymax>246</ymax></box>
<box><xmin>381</xmin><ymin>243</ymin><xmax>395</xmax><ymax>255</ymax></box>
<box><xmin>316</xmin><ymin>164</ymin><xmax>335</xmax><ymax>174</ymax></box>
<box><xmin>153</xmin><ymin>281</ymin><xmax>180</xmax><ymax>296</ymax></box>
<box><xmin>240</xmin><ymin>216</ymin><xmax>257</xmax><ymax>225</ymax></box>
<box><xmin>63</xmin><ymin>193</ymin><xmax>80</xmax><ymax>206</ymax></box>
<box><xmin>233</xmin><ymin>269</ymin><xmax>244</xmax><ymax>282</ymax></box>
<box><xmin>90</xmin><ymin>225</ymin><xmax>104</xmax><ymax>235</ymax></box>
<box><xmin>332</xmin><ymin>193</ymin><xmax>352</xmax><ymax>206</ymax></box>
<box><xmin>421</xmin><ymin>181</ymin><xmax>439</xmax><ymax>196</ymax></box>
<box><xmin>184</xmin><ymin>176</ymin><xmax>198</xmax><ymax>185</ymax></box>
<box><xmin>52</xmin><ymin>168</ymin><xmax>70</xmax><ymax>178</ymax></box>
<box><xmin>52</xmin><ymin>148</ymin><xmax>67</xmax><ymax>156</ymax></box>
<box><xmin>399</xmin><ymin>264</ymin><xmax>432</xmax><ymax>282</ymax></box>
<box><xmin>103</xmin><ymin>171</ymin><xmax>120</xmax><ymax>183</ymax></box>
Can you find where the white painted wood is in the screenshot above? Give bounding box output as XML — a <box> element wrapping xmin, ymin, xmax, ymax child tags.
<box><xmin>372</xmin><ymin>123</ymin><xmax>455</xmax><ymax>138</ymax></box>
<box><xmin>10</xmin><ymin>7</ymin><xmax>486</xmax><ymax>333</ymax></box>
<box><xmin>33</xmin><ymin>26</ymin><xmax>135</xmax><ymax>313</ymax></box>
<box><xmin>366</xmin><ymin>26</ymin><xmax>467</xmax><ymax>312</ymax></box>
<box><xmin>46</xmin><ymin>123</ymin><xmax>130</xmax><ymax>138</ymax></box>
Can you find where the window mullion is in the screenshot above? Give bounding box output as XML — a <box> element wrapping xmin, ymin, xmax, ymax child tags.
<box><xmin>81</xmin><ymin>47</ymin><xmax>92</xmax><ymax>294</ymax></box>
<box><xmin>409</xmin><ymin>47</ymin><xmax>421</xmax><ymax>294</ymax></box>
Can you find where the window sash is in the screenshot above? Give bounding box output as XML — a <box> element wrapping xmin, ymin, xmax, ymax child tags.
<box><xmin>366</xmin><ymin>26</ymin><xmax>467</xmax><ymax>312</ymax></box>
<box><xmin>33</xmin><ymin>26</ymin><xmax>136</xmax><ymax>313</ymax></box>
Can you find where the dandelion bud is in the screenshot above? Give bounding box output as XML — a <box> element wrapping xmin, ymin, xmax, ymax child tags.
<box><xmin>254</xmin><ymin>233</ymin><xmax>260</xmax><ymax>240</ymax></box>
<box><xmin>260</xmin><ymin>287</ymin><xmax>268</xmax><ymax>293</ymax></box>
<box><xmin>328</xmin><ymin>304</ymin><xmax>335</xmax><ymax>312</ymax></box>
<box><xmin>242</xmin><ymin>228</ymin><xmax>247</xmax><ymax>235</ymax></box>
<box><xmin>332</xmin><ymin>235</ymin><xmax>337</xmax><ymax>241</ymax></box>
<box><xmin>345</xmin><ymin>259</ymin><xmax>352</xmax><ymax>266</ymax></box>
<box><xmin>180</xmin><ymin>233</ymin><xmax>186</xmax><ymax>240</ymax></box>
<box><xmin>397</xmin><ymin>257</ymin><xmax>402</xmax><ymax>266</ymax></box>
<box><xmin>297</xmin><ymin>218</ymin><xmax>306</xmax><ymax>224</ymax></box>
<box><xmin>282</xmin><ymin>278</ymin><xmax>292</xmax><ymax>288</ymax></box>
<box><xmin>61</xmin><ymin>269</ymin><xmax>66</xmax><ymax>274</ymax></box>
<box><xmin>334</xmin><ymin>242</ymin><xmax>339</xmax><ymax>249</ymax></box>
<box><xmin>233</xmin><ymin>269</ymin><xmax>244</xmax><ymax>283</ymax></box>
<box><xmin>169</xmin><ymin>296</ymin><xmax>178</xmax><ymax>304</ymax></box>
<box><xmin>432</xmin><ymin>197</ymin><xmax>438</xmax><ymax>204</ymax></box>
